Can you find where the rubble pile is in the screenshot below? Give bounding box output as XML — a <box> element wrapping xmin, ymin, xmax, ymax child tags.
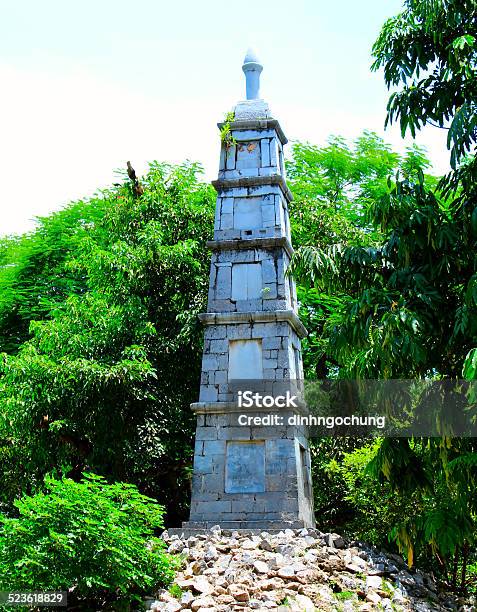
<box><xmin>147</xmin><ymin>527</ymin><xmax>474</xmax><ymax>611</ymax></box>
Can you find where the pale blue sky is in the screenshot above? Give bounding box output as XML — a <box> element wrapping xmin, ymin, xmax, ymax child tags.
<box><xmin>0</xmin><ymin>0</ymin><xmax>450</xmax><ymax>235</ymax></box>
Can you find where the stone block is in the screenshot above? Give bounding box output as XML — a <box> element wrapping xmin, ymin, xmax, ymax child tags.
<box><xmin>210</xmin><ymin>339</ymin><xmax>228</xmax><ymax>353</ymax></box>
<box><xmin>205</xmin><ymin>326</ymin><xmax>227</xmax><ymax>340</ymax></box>
<box><xmin>201</xmin><ymin>354</ymin><xmax>219</xmax><ymax>371</ymax></box>
<box><xmin>232</xmin><ymin>129</ymin><xmax>275</xmax><ymax>140</ymax></box>
<box><xmin>218</xmin><ymin>427</ymin><xmax>251</xmax><ymax>440</ymax></box>
<box><xmin>269</xmin><ymin>137</ymin><xmax>279</xmax><ymax>167</ymax></box>
<box><xmin>214</xmin><ymin>370</ymin><xmax>227</xmax><ymax>384</ymax></box>
<box><xmin>263</xmin><ymin>282</ymin><xmax>277</xmax><ymax>299</ymax></box>
<box><xmin>262</xmin><ymin>203</ymin><xmax>275</xmax><ymax>223</ymax></box>
<box><xmin>239</xmin><ymin>167</ymin><xmax>260</xmax><ymax>177</ymax></box>
<box><xmin>202</xmin><ymin>440</ymin><xmax>225</xmax><ymax>455</ymax></box>
<box><xmin>235</xmin><ymin>141</ymin><xmax>261</xmax><ymax>169</ymax></box>
<box><xmin>219</xmin><ymin>146</ymin><xmax>226</xmax><ymax>171</ymax></box>
<box><xmin>193</xmin><ymin>454</ymin><xmax>213</xmax><ymax>474</ymax></box>
<box><xmin>234</xmin><ymin>197</ymin><xmax>262</xmax><ymax>229</ymax></box>
<box><xmin>225</xmin><ymin>324</ymin><xmax>253</xmax><ymax>340</ymax></box>
<box><xmin>216</xmin><ymin>265</ymin><xmax>231</xmax><ymax>299</ymax></box>
<box><xmin>220</xmin><ymin>212</ymin><xmax>233</xmax><ymax>230</ymax></box>
<box><xmin>259</xmin><ymin>167</ymin><xmax>274</xmax><ymax>176</ymax></box>
<box><xmin>191</xmin><ymin>500</ymin><xmax>232</xmax><ymax>515</ymax></box>
<box><xmin>261</xmin><ymin>138</ymin><xmax>270</xmax><ymax>166</ymax></box>
<box><xmin>228</xmin><ymin>339</ymin><xmax>263</xmax><ymax>380</ymax></box>
<box><xmin>195</xmin><ymin>427</ymin><xmax>218</xmax><ymax>441</ymax></box>
<box><xmin>262</xmin><ymin>259</ymin><xmax>277</xmax><ymax>284</ymax></box>
<box><xmin>263</xmin><ymin>368</ymin><xmax>276</xmax><ymax>379</ymax></box>
<box><xmin>225</xmin><ymin>145</ymin><xmax>236</xmax><ymax>170</ymax></box>
<box><xmin>199</xmin><ymin>472</ymin><xmax>224</xmax><ymax>493</ymax></box>
<box><xmin>221</xmin><ymin>197</ymin><xmax>233</xmax><ymax>215</ymax></box>
<box><xmin>231</xmin><ymin>262</ymin><xmax>262</xmax><ymax>300</ymax></box>
<box><xmin>236</xmin><ymin>298</ymin><xmax>263</xmax><ymax>312</ymax></box>
<box><xmin>231</xmin><ymin>498</ymin><xmax>267</xmax><ymax>513</ymax></box>
<box><xmin>199</xmin><ymin>386</ymin><xmax>218</xmax><ymax>402</ymax></box>
<box><xmin>263</xmin><ymin>337</ymin><xmax>282</xmax><ymax>350</ymax></box>
<box><xmin>262</xmin><ymin>358</ymin><xmax>278</xmax><ymax>370</ymax></box>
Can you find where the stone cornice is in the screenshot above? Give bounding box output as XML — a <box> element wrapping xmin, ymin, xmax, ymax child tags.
<box><xmin>211</xmin><ymin>174</ymin><xmax>293</xmax><ymax>203</ymax></box>
<box><xmin>206</xmin><ymin>236</ymin><xmax>294</xmax><ymax>259</ymax></box>
<box><xmin>198</xmin><ymin>310</ymin><xmax>308</xmax><ymax>339</ymax></box>
<box><xmin>216</xmin><ymin>118</ymin><xmax>288</xmax><ymax>145</ymax></box>
<box><xmin>190</xmin><ymin>401</ymin><xmax>308</xmax><ymax>415</ymax></box>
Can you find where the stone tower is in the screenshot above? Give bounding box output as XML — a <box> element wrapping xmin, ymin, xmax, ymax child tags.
<box><xmin>182</xmin><ymin>50</ymin><xmax>314</xmax><ymax>531</ymax></box>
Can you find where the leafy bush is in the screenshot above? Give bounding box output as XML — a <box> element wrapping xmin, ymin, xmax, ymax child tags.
<box><xmin>0</xmin><ymin>473</ymin><xmax>176</xmax><ymax>604</ymax></box>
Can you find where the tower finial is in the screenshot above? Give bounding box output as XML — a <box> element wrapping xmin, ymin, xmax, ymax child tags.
<box><xmin>242</xmin><ymin>48</ymin><xmax>263</xmax><ymax>100</ymax></box>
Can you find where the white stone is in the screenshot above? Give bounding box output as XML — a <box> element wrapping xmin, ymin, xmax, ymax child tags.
<box><xmin>277</xmin><ymin>565</ymin><xmax>295</xmax><ymax>579</ymax></box>
<box><xmin>228</xmin><ymin>339</ymin><xmax>263</xmax><ymax>380</ymax></box>
<box><xmin>294</xmin><ymin>594</ymin><xmax>315</xmax><ymax>611</ymax></box>
<box><xmin>233</xmin><ymin>197</ymin><xmax>262</xmax><ymax>229</ymax></box>
<box><xmin>231</xmin><ymin>262</ymin><xmax>262</xmax><ymax>300</ymax></box>
<box><xmin>253</xmin><ymin>560</ymin><xmax>269</xmax><ymax>573</ymax></box>
<box><xmin>366</xmin><ymin>575</ymin><xmax>382</xmax><ymax>590</ymax></box>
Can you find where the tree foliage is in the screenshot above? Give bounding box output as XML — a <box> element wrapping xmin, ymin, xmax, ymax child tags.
<box><xmin>372</xmin><ymin>0</ymin><xmax>477</xmax><ymax>169</ymax></box>
<box><xmin>0</xmin><ymin>473</ymin><xmax>176</xmax><ymax>605</ymax></box>
<box><xmin>0</xmin><ymin>162</ymin><xmax>215</xmax><ymax>523</ymax></box>
<box><xmin>285</xmin><ymin>0</ymin><xmax>477</xmax><ymax>590</ymax></box>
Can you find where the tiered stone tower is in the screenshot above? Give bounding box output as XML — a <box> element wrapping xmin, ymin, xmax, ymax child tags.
<box><xmin>182</xmin><ymin>50</ymin><xmax>314</xmax><ymax>531</ymax></box>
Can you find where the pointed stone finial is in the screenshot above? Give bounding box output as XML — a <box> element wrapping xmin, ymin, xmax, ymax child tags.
<box><xmin>242</xmin><ymin>48</ymin><xmax>263</xmax><ymax>100</ymax></box>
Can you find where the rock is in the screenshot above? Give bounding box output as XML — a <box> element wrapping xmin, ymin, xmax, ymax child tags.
<box><xmin>189</xmin><ymin>560</ymin><xmax>205</xmax><ymax>575</ymax></box>
<box><xmin>269</xmin><ymin>553</ymin><xmax>286</xmax><ymax>569</ymax></box>
<box><xmin>276</xmin><ymin>544</ymin><xmax>296</xmax><ymax>556</ymax></box>
<box><xmin>325</xmin><ymin>533</ymin><xmax>346</xmax><ymax>548</ymax></box>
<box><xmin>228</xmin><ymin>584</ymin><xmax>249</xmax><ymax>602</ymax></box>
<box><xmin>167</xmin><ymin>540</ymin><xmax>185</xmax><ymax>554</ymax></box>
<box><xmin>204</xmin><ymin>545</ymin><xmax>218</xmax><ymax>561</ymax></box>
<box><xmin>366</xmin><ymin>575</ymin><xmax>382</xmax><ymax>590</ymax></box>
<box><xmin>253</xmin><ymin>560</ymin><xmax>269</xmax><ymax>574</ymax></box>
<box><xmin>180</xmin><ymin>591</ymin><xmax>195</xmax><ymax>606</ymax></box>
<box><xmin>175</xmin><ymin>578</ymin><xmax>194</xmax><ymax>590</ymax></box>
<box><xmin>191</xmin><ymin>576</ymin><xmax>213</xmax><ymax>595</ymax></box>
<box><xmin>259</xmin><ymin>537</ymin><xmax>274</xmax><ymax>552</ymax></box>
<box><xmin>213</xmin><ymin>585</ymin><xmax>226</xmax><ymax>595</ymax></box>
<box><xmin>277</xmin><ymin>565</ymin><xmax>295</xmax><ymax>579</ymax></box>
<box><xmin>366</xmin><ymin>591</ymin><xmax>382</xmax><ymax>605</ymax></box>
<box><xmin>303</xmin><ymin>550</ymin><xmax>317</xmax><ymax>563</ymax></box>
<box><xmin>294</xmin><ymin>594</ymin><xmax>315</xmax><ymax>611</ymax></box>
<box><xmin>145</xmin><ymin>529</ymin><xmax>470</xmax><ymax>611</ymax></box>
<box><xmin>191</xmin><ymin>595</ymin><xmax>215</xmax><ymax>611</ymax></box>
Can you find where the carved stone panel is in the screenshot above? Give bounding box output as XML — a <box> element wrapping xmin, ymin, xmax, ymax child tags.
<box><xmin>225</xmin><ymin>440</ymin><xmax>265</xmax><ymax>493</ymax></box>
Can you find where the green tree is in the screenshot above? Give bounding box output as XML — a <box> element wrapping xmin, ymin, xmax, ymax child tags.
<box><xmin>0</xmin><ymin>162</ymin><xmax>215</xmax><ymax>523</ymax></box>
<box><xmin>372</xmin><ymin>0</ymin><xmax>477</xmax><ymax>169</ymax></box>
<box><xmin>288</xmin><ymin>0</ymin><xmax>477</xmax><ymax>590</ymax></box>
<box><xmin>286</xmin><ymin>131</ymin><xmax>399</xmax><ymax>377</ymax></box>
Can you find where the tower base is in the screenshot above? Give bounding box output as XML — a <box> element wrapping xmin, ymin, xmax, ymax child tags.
<box><xmin>169</xmin><ymin>519</ymin><xmax>311</xmax><ymax>538</ymax></box>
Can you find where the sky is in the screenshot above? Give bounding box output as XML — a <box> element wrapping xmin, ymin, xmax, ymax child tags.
<box><xmin>0</xmin><ymin>0</ymin><xmax>451</xmax><ymax>236</ymax></box>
